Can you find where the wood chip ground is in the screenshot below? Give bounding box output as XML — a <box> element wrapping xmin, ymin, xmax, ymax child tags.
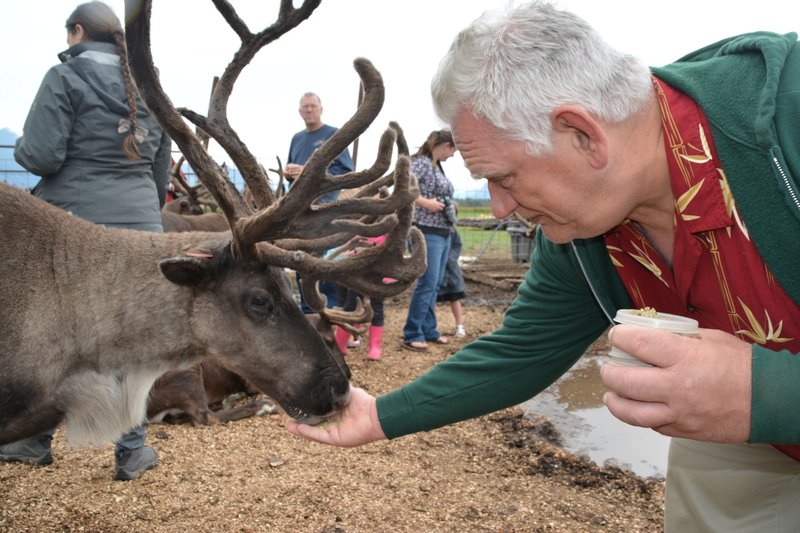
<box><xmin>0</xmin><ymin>266</ymin><xmax>664</xmax><ymax>533</ymax></box>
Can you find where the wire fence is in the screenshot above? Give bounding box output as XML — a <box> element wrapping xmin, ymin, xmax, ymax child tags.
<box><xmin>0</xmin><ymin>153</ymin><xmax>535</xmax><ymax>266</ymax></box>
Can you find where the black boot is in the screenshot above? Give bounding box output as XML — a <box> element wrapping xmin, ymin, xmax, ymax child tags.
<box><xmin>0</xmin><ymin>435</ymin><xmax>54</xmax><ymax>466</ymax></box>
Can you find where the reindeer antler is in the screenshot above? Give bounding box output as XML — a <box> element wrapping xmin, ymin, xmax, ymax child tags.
<box><xmin>267</xmin><ymin>156</ymin><xmax>286</xmax><ymax>200</ymax></box>
<box><xmin>319</xmin><ymin>298</ymin><xmax>374</xmax><ymax>337</ymax></box>
<box><xmin>170</xmin><ymin>155</ymin><xmax>209</xmax><ymax>208</ymax></box>
<box><xmin>239</xmin><ymin>60</ymin><xmax>425</xmax><ymax>308</ymax></box>
<box><xmin>169</xmin><ymin>156</ymin><xmax>190</xmax><ymax>197</ymax></box>
<box><xmin>348</xmin><ymin>121</ymin><xmax>410</xmax><ymax>202</ymax></box>
<box><xmin>126</xmin><ymin>0</ymin><xmax>319</xmax><ymax>222</ymax></box>
<box><xmin>125</xmin><ymin>0</ymin><xmax>425</xmax><ymax>311</ymax></box>
<box><xmin>326</xmin><ymin>237</ymin><xmax>374</xmax><ymax>261</ymax></box>
<box><xmin>236</xmin><ymin>60</ymin><xmax>406</xmax><ymax>246</ymax></box>
<box><xmin>389</xmin><ymin>121</ymin><xmax>410</xmax><ymax>157</ymax></box>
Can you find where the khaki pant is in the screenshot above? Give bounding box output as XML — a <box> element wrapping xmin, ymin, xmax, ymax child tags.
<box><xmin>666</xmin><ymin>438</ymin><xmax>800</xmax><ymax>532</ymax></box>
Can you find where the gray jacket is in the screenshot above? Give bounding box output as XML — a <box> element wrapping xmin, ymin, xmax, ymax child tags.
<box><xmin>14</xmin><ymin>42</ymin><xmax>171</xmax><ymax>225</ymax></box>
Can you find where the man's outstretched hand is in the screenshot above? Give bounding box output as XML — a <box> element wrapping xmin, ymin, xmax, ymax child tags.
<box><xmin>285</xmin><ymin>386</ymin><xmax>387</xmax><ymax>447</ymax></box>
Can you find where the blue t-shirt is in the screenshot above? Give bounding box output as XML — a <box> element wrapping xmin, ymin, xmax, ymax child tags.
<box><xmin>287</xmin><ymin>124</ymin><xmax>354</xmax><ymax>204</ymax></box>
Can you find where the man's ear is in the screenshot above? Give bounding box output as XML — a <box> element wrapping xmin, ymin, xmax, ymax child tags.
<box><xmin>552</xmin><ymin>106</ymin><xmax>608</xmax><ymax>169</ymax></box>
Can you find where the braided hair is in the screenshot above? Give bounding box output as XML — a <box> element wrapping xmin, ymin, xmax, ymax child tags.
<box><xmin>66</xmin><ymin>1</ymin><xmax>141</xmax><ymax>160</ymax></box>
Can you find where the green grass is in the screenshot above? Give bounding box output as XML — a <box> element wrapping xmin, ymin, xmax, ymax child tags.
<box><xmin>456</xmin><ymin>224</ymin><xmax>512</xmax><ymax>260</ymax></box>
<box><xmin>456</xmin><ymin>205</ymin><xmax>494</xmax><ymax>218</ymax></box>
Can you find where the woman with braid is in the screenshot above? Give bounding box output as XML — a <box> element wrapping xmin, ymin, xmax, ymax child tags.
<box><xmin>5</xmin><ymin>1</ymin><xmax>171</xmax><ymax>481</ymax></box>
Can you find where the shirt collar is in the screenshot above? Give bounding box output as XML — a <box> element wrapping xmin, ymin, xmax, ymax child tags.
<box><xmin>654</xmin><ymin>77</ymin><xmax>733</xmax><ymax>234</ymax></box>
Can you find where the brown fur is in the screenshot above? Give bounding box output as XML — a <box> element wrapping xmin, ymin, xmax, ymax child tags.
<box><xmin>147</xmin><ymin>314</ymin><xmax>351</xmax><ymax>427</ymax></box>
<box><xmin>0</xmin><ymin>182</ymin><xmax>350</xmax><ymax>446</ymax></box>
<box><xmin>147</xmin><ymin>362</ymin><xmax>267</xmax><ymax>426</ymax></box>
<box><xmin>161</xmin><ymin>210</ymin><xmax>229</xmax><ymax>233</ymax></box>
<box><xmin>2</xmin><ymin>0</ymin><xmax>425</xmax><ymax>450</ymax></box>
<box><xmin>162</xmin><ymin>196</ymin><xmax>205</xmax><ymax>216</ymax></box>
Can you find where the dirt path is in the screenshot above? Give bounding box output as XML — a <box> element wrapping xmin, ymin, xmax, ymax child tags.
<box><xmin>0</xmin><ymin>267</ymin><xmax>665</xmax><ymax>532</ymax></box>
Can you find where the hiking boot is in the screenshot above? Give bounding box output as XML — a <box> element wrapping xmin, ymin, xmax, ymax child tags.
<box><xmin>0</xmin><ymin>436</ymin><xmax>54</xmax><ymax>466</ymax></box>
<box><xmin>114</xmin><ymin>446</ymin><xmax>158</xmax><ymax>481</ymax></box>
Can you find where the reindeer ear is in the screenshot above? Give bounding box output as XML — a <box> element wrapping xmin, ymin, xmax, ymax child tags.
<box><xmin>159</xmin><ymin>256</ymin><xmax>216</xmax><ymax>287</ymax></box>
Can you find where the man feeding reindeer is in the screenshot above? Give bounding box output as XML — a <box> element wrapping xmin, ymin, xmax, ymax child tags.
<box><xmin>287</xmin><ymin>2</ymin><xmax>800</xmax><ymax>531</ymax></box>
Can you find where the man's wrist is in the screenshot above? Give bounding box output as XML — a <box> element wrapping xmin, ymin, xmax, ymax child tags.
<box><xmin>368</xmin><ymin>396</ymin><xmax>387</xmax><ymax>442</ymax></box>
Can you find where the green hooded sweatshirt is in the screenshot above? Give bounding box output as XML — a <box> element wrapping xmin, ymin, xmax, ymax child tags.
<box><xmin>378</xmin><ymin>32</ymin><xmax>800</xmax><ymax>446</ymax></box>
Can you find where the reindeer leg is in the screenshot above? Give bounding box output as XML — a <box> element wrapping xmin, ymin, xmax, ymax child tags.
<box><xmin>212</xmin><ymin>398</ymin><xmax>277</xmax><ymax>424</ymax></box>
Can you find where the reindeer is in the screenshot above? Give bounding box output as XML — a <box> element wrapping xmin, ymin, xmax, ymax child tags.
<box><xmin>162</xmin><ymin>156</ymin><xmax>229</xmax><ymax>232</ymax></box>
<box><xmin>0</xmin><ymin>0</ymin><xmax>425</xmax><ymax>447</ymax></box>
<box><xmin>158</xmin><ymin>158</ymin><xmax>385</xmax><ymax>427</ymax></box>
<box><xmin>147</xmin><ymin>361</ymin><xmax>273</xmax><ymax>426</ymax></box>
<box><xmin>162</xmin><ymin>197</ymin><xmax>204</xmax><ymax>216</ymax></box>
<box><xmin>147</xmin><ymin>300</ymin><xmax>372</xmax><ymax>427</ymax></box>
<box><xmin>161</xmin><ymin>210</ymin><xmax>229</xmax><ymax>232</ymax></box>
<box><xmin>162</xmin><ymin>156</ymin><xmax>215</xmax><ymax>214</ymax></box>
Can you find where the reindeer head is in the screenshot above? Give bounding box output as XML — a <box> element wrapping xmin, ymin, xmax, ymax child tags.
<box><xmin>125</xmin><ymin>0</ymin><xmax>426</xmax><ymax>424</ymax></box>
<box><xmin>163</xmin><ymin>155</ymin><xmax>219</xmax><ymax>216</ymax></box>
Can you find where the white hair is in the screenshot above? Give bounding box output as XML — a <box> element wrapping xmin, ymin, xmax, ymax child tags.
<box><xmin>300</xmin><ymin>92</ymin><xmax>321</xmax><ymax>106</ymax></box>
<box><xmin>432</xmin><ymin>1</ymin><xmax>653</xmax><ymax>156</ymax></box>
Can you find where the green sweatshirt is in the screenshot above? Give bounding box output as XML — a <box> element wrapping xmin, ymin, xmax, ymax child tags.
<box><xmin>378</xmin><ymin>31</ymin><xmax>800</xmax><ymax>446</ymax></box>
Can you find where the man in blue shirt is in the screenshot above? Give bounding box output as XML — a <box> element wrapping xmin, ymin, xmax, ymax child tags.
<box><xmin>285</xmin><ymin>92</ymin><xmax>354</xmax><ymax>312</ymax></box>
<box><xmin>285</xmin><ymin>92</ymin><xmax>353</xmax><ymax>204</ymax></box>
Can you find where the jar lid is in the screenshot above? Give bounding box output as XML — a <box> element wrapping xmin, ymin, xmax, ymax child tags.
<box><xmin>613</xmin><ymin>309</ymin><xmax>698</xmax><ymax>334</ymax></box>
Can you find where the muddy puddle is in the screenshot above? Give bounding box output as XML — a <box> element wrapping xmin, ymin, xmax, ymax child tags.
<box><xmin>521</xmin><ymin>354</ymin><xmax>670</xmax><ymax>479</ymax></box>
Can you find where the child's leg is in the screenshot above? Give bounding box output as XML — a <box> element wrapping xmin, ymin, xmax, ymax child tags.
<box><xmin>450</xmin><ymin>300</ymin><xmax>463</xmax><ymax>327</ymax></box>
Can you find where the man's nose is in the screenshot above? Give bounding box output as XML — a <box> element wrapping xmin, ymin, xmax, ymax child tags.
<box><xmin>488</xmin><ymin>182</ymin><xmax>518</xmax><ymax>219</ymax></box>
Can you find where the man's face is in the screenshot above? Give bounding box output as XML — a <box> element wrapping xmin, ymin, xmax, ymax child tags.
<box><xmin>452</xmin><ymin>110</ymin><xmax>627</xmax><ymax>244</ymax></box>
<box><xmin>299</xmin><ymin>95</ymin><xmax>323</xmax><ymax>130</ymax></box>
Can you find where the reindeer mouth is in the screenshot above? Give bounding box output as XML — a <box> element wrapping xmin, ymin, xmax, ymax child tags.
<box><xmin>279</xmin><ymin>385</ymin><xmax>351</xmax><ymax>426</ymax></box>
<box><xmin>280</xmin><ymin>401</ymin><xmax>327</xmax><ymax>426</ymax></box>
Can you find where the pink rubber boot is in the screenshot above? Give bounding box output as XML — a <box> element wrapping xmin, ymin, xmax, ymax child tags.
<box><xmin>367</xmin><ymin>325</ymin><xmax>384</xmax><ymax>360</ymax></box>
<box><xmin>334</xmin><ymin>326</ymin><xmax>350</xmax><ymax>355</ymax></box>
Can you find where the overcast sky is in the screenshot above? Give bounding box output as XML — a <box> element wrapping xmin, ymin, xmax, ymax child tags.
<box><xmin>2</xmin><ymin>0</ymin><xmax>798</xmax><ymax>192</ymax></box>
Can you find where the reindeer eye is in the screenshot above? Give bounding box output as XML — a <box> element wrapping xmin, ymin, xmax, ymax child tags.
<box><xmin>245</xmin><ymin>289</ymin><xmax>276</xmax><ymax>318</ymax></box>
<box><xmin>244</xmin><ymin>290</ymin><xmax>276</xmax><ymax>320</ymax></box>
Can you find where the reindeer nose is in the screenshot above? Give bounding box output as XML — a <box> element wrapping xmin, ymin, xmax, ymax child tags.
<box><xmin>334</xmin><ymin>385</ymin><xmax>352</xmax><ymax>411</ymax></box>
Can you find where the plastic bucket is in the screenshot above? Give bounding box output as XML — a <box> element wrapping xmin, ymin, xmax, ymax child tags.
<box><xmin>607</xmin><ymin>309</ymin><xmax>698</xmax><ymax>367</ymax></box>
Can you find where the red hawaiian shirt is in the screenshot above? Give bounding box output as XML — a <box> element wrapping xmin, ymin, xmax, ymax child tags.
<box><xmin>603</xmin><ymin>77</ymin><xmax>800</xmax><ymax>460</ymax></box>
